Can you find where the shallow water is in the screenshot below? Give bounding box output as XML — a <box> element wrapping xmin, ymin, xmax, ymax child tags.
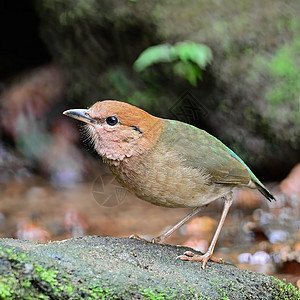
<box><xmin>0</xmin><ymin>175</ymin><xmax>299</xmax><ymax>288</ymax></box>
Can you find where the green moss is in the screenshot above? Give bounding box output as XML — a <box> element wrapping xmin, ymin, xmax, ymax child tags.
<box><xmin>197</xmin><ymin>294</ymin><xmax>211</xmax><ymax>300</ymax></box>
<box><xmin>81</xmin><ymin>285</ymin><xmax>116</xmax><ymax>299</ymax></box>
<box><xmin>0</xmin><ymin>246</ymin><xmax>135</xmax><ymax>299</ymax></box>
<box><xmin>0</xmin><ymin>246</ymin><xmax>119</xmax><ymax>299</ymax></box>
<box><xmin>138</xmin><ymin>286</ymin><xmax>199</xmax><ymax>299</ymax></box>
<box><xmin>139</xmin><ymin>287</ymin><xmax>177</xmax><ymax>299</ymax></box>
<box><xmin>210</xmin><ymin>278</ymin><xmax>239</xmax><ymax>300</ymax></box>
<box><xmin>224</xmin><ymin>278</ymin><xmax>237</xmax><ymax>292</ymax></box>
<box><xmin>34</xmin><ymin>265</ymin><xmax>59</xmax><ymax>289</ymax></box>
<box><xmin>0</xmin><ymin>277</ymin><xmax>16</xmax><ymax>299</ymax></box>
<box><xmin>272</xmin><ymin>278</ymin><xmax>300</xmax><ymax>300</ymax></box>
<box><xmin>0</xmin><ymin>248</ymin><xmax>48</xmax><ymax>299</ymax></box>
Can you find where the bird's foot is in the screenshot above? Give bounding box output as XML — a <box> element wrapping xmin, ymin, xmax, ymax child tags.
<box><xmin>150</xmin><ymin>237</ymin><xmax>165</xmax><ymax>244</ymax></box>
<box><xmin>129</xmin><ymin>234</ymin><xmax>165</xmax><ymax>244</ymax></box>
<box><xmin>129</xmin><ymin>234</ymin><xmax>150</xmax><ymax>242</ymax></box>
<box><xmin>177</xmin><ymin>251</ymin><xmax>224</xmax><ymax>269</ymax></box>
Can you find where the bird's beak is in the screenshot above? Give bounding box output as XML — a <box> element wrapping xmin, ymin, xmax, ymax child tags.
<box><xmin>63</xmin><ymin>109</ymin><xmax>98</xmax><ymax>125</ymax></box>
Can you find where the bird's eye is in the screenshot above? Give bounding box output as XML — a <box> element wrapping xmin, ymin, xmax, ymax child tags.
<box><xmin>105</xmin><ymin>116</ymin><xmax>119</xmax><ymax>126</ymax></box>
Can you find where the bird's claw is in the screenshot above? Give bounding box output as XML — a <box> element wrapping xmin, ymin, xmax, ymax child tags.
<box><xmin>129</xmin><ymin>234</ymin><xmax>165</xmax><ymax>244</ymax></box>
<box><xmin>176</xmin><ymin>250</ymin><xmax>200</xmax><ymax>261</ymax></box>
<box><xmin>177</xmin><ymin>250</ymin><xmax>224</xmax><ymax>269</ymax></box>
<box><xmin>182</xmin><ymin>251</ymin><xmax>195</xmax><ymax>257</ymax></box>
<box><xmin>129</xmin><ymin>234</ymin><xmax>149</xmax><ymax>242</ymax></box>
<box><xmin>151</xmin><ymin>237</ymin><xmax>164</xmax><ymax>244</ymax></box>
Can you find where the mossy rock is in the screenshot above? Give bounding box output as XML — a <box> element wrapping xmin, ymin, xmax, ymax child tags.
<box><xmin>0</xmin><ymin>236</ymin><xmax>299</xmax><ymax>299</ymax></box>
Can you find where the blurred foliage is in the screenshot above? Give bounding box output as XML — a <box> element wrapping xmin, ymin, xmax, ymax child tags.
<box><xmin>134</xmin><ymin>42</ymin><xmax>212</xmax><ymax>86</ymax></box>
<box><xmin>267</xmin><ymin>38</ymin><xmax>300</xmax><ymax>106</ymax></box>
<box><xmin>4</xmin><ymin>0</ymin><xmax>296</xmax><ymax>177</ymax></box>
<box><xmin>244</xmin><ymin>17</ymin><xmax>300</xmax><ymax>152</ymax></box>
<box><xmin>265</xmin><ymin>38</ymin><xmax>300</xmax><ymax>149</ymax></box>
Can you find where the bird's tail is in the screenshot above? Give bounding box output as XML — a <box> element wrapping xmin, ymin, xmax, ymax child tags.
<box><xmin>256</xmin><ymin>182</ymin><xmax>276</xmax><ymax>202</ymax></box>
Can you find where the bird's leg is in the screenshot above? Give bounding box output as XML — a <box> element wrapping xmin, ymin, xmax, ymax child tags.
<box><xmin>152</xmin><ymin>206</ymin><xmax>207</xmax><ymax>244</ymax></box>
<box><xmin>177</xmin><ymin>195</ymin><xmax>233</xmax><ymax>269</ymax></box>
<box><xmin>130</xmin><ymin>206</ymin><xmax>207</xmax><ymax>243</ymax></box>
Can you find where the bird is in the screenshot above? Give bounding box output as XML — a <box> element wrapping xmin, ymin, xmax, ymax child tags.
<box><xmin>63</xmin><ymin>100</ymin><xmax>275</xmax><ymax>269</ymax></box>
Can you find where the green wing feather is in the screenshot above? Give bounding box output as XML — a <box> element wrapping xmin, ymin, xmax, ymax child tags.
<box><xmin>161</xmin><ymin>120</ymin><xmax>275</xmax><ymax>201</ymax></box>
<box><xmin>161</xmin><ymin>120</ymin><xmax>250</xmax><ymax>185</ymax></box>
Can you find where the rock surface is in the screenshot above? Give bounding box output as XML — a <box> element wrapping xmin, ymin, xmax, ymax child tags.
<box><xmin>0</xmin><ymin>236</ymin><xmax>299</xmax><ymax>299</ymax></box>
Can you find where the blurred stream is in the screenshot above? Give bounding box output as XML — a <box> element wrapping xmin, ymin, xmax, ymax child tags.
<box><xmin>0</xmin><ymin>168</ymin><xmax>299</xmax><ymax>288</ymax></box>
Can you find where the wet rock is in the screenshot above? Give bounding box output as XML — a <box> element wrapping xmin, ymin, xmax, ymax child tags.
<box><xmin>0</xmin><ymin>236</ymin><xmax>299</xmax><ymax>299</ymax></box>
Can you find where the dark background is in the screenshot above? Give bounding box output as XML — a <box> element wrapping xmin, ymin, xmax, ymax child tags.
<box><xmin>0</xmin><ymin>0</ymin><xmax>299</xmax><ymax>286</ymax></box>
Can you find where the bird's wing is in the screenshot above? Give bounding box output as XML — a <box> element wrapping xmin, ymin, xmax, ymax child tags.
<box><xmin>162</xmin><ymin>120</ymin><xmax>252</xmax><ymax>186</ymax></box>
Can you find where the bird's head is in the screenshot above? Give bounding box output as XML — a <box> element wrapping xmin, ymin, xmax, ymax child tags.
<box><xmin>63</xmin><ymin>100</ymin><xmax>163</xmax><ymax>161</ymax></box>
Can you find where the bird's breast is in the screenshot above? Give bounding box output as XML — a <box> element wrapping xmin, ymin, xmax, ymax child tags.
<box><xmin>106</xmin><ymin>144</ymin><xmax>230</xmax><ymax>208</ymax></box>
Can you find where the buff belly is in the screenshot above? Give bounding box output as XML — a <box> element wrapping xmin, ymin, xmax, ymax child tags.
<box><xmin>108</xmin><ymin>148</ymin><xmax>232</xmax><ymax>208</ymax></box>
